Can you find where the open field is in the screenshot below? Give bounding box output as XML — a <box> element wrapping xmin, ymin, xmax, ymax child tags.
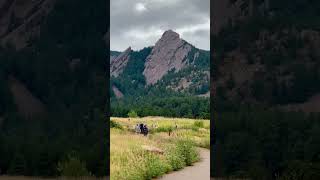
<box><xmin>110</xmin><ymin>117</ymin><xmax>210</xmax><ymax>180</ymax></box>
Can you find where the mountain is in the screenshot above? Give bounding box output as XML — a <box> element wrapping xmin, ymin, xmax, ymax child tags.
<box><xmin>110</xmin><ymin>30</ymin><xmax>210</xmax><ymax>119</ymax></box>
<box><xmin>110</xmin><ymin>30</ymin><xmax>210</xmax><ymax>99</ymax></box>
<box><xmin>110</xmin><ymin>47</ymin><xmax>131</xmax><ymax>77</ymax></box>
<box><xmin>212</xmin><ymin>0</ymin><xmax>320</xmax><ymax>112</ymax></box>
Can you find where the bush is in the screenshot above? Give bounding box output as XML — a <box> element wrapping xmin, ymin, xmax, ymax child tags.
<box><xmin>165</xmin><ymin>146</ymin><xmax>186</xmax><ymax>171</ymax></box>
<box><xmin>176</xmin><ymin>139</ymin><xmax>199</xmax><ymax>166</ymax></box>
<box><xmin>197</xmin><ymin>138</ymin><xmax>210</xmax><ymax>149</ymax></box>
<box><xmin>144</xmin><ymin>153</ymin><xmax>170</xmax><ymax>179</ymax></box>
<box><xmin>110</xmin><ymin>120</ymin><xmax>122</xmax><ymax>129</ymax></box>
<box><xmin>57</xmin><ymin>154</ymin><xmax>91</xmax><ymax>177</ymax></box>
<box><xmin>128</xmin><ymin>110</ymin><xmax>138</xmax><ymax>118</ymax></box>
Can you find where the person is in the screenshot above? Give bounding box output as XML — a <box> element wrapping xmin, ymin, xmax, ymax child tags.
<box><xmin>135</xmin><ymin>124</ymin><xmax>140</xmax><ymax>134</ymax></box>
<box><xmin>143</xmin><ymin>124</ymin><xmax>149</xmax><ymax>136</ymax></box>
<box><xmin>139</xmin><ymin>123</ymin><xmax>144</xmax><ymax>134</ymax></box>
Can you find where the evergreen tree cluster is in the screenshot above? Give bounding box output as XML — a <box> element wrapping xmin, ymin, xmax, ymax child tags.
<box><xmin>110</xmin><ymin>46</ymin><xmax>210</xmax><ymax>119</ymax></box>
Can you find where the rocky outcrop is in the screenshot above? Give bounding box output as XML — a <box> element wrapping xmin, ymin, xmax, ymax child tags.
<box><xmin>0</xmin><ymin>0</ymin><xmax>55</xmax><ymax>49</ymax></box>
<box><xmin>112</xmin><ymin>85</ymin><xmax>124</xmax><ymax>99</ymax></box>
<box><xmin>110</xmin><ymin>30</ymin><xmax>210</xmax><ymax>97</ymax></box>
<box><xmin>143</xmin><ymin>30</ymin><xmax>192</xmax><ymax>85</ymax></box>
<box><xmin>110</xmin><ymin>47</ymin><xmax>131</xmax><ymax>77</ymax></box>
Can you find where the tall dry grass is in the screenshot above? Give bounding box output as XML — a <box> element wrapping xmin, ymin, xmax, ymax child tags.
<box><xmin>110</xmin><ymin>117</ymin><xmax>210</xmax><ymax>180</ymax></box>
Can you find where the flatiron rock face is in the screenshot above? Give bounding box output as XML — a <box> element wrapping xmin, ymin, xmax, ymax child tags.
<box><xmin>143</xmin><ymin>30</ymin><xmax>192</xmax><ymax>85</ymax></box>
<box><xmin>110</xmin><ymin>46</ymin><xmax>131</xmax><ymax>77</ymax></box>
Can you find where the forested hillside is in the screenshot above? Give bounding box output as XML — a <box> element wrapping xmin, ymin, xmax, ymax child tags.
<box><xmin>110</xmin><ymin>30</ymin><xmax>210</xmax><ymax>119</ymax></box>
<box><xmin>0</xmin><ymin>0</ymin><xmax>108</xmax><ymax>177</ymax></box>
<box><xmin>212</xmin><ymin>0</ymin><xmax>320</xmax><ymax>179</ymax></box>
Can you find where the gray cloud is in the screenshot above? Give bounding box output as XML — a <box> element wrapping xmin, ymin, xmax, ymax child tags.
<box><xmin>111</xmin><ymin>0</ymin><xmax>210</xmax><ymax>51</ymax></box>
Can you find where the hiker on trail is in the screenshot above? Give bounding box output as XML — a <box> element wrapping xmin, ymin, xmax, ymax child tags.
<box><xmin>135</xmin><ymin>124</ymin><xmax>141</xmax><ymax>134</ymax></box>
<box><xmin>168</xmin><ymin>127</ymin><xmax>172</xmax><ymax>136</ymax></box>
<box><xmin>139</xmin><ymin>123</ymin><xmax>144</xmax><ymax>134</ymax></box>
<box><xmin>143</xmin><ymin>124</ymin><xmax>149</xmax><ymax>136</ymax></box>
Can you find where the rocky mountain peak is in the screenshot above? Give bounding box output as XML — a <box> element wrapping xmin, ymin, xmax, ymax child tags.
<box><xmin>143</xmin><ymin>30</ymin><xmax>192</xmax><ymax>85</ymax></box>
<box><xmin>161</xmin><ymin>29</ymin><xmax>180</xmax><ymax>40</ymax></box>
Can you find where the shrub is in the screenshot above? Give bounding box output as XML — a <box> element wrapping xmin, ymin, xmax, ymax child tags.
<box><xmin>143</xmin><ymin>153</ymin><xmax>170</xmax><ymax>179</ymax></box>
<box><xmin>128</xmin><ymin>110</ymin><xmax>138</xmax><ymax>118</ymax></box>
<box><xmin>57</xmin><ymin>154</ymin><xmax>91</xmax><ymax>177</ymax></box>
<box><xmin>110</xmin><ymin>120</ymin><xmax>122</xmax><ymax>129</ymax></box>
<box><xmin>176</xmin><ymin>139</ymin><xmax>199</xmax><ymax>166</ymax></box>
<box><xmin>198</xmin><ymin>138</ymin><xmax>210</xmax><ymax>149</ymax></box>
<box><xmin>165</xmin><ymin>146</ymin><xmax>186</xmax><ymax>171</ymax></box>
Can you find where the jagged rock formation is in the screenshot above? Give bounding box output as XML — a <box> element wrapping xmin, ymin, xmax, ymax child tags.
<box><xmin>110</xmin><ymin>47</ymin><xmax>131</xmax><ymax>77</ymax></box>
<box><xmin>110</xmin><ymin>50</ymin><xmax>121</xmax><ymax>62</ymax></box>
<box><xmin>0</xmin><ymin>0</ymin><xmax>55</xmax><ymax>49</ymax></box>
<box><xmin>143</xmin><ymin>30</ymin><xmax>192</xmax><ymax>85</ymax></box>
<box><xmin>110</xmin><ymin>30</ymin><xmax>210</xmax><ymax>98</ymax></box>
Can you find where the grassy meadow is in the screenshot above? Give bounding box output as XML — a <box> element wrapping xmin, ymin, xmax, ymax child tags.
<box><xmin>110</xmin><ymin>117</ymin><xmax>210</xmax><ymax>180</ymax></box>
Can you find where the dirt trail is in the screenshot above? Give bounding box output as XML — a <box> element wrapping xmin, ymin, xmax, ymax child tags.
<box><xmin>157</xmin><ymin>148</ymin><xmax>210</xmax><ymax>180</ymax></box>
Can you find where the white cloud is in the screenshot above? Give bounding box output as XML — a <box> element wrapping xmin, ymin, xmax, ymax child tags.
<box><xmin>111</xmin><ymin>0</ymin><xmax>210</xmax><ymax>51</ymax></box>
<box><xmin>176</xmin><ymin>18</ymin><xmax>210</xmax><ymax>35</ymax></box>
<box><xmin>134</xmin><ymin>2</ymin><xmax>147</xmax><ymax>12</ymax></box>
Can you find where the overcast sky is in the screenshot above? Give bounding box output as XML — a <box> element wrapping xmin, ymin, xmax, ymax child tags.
<box><xmin>110</xmin><ymin>0</ymin><xmax>210</xmax><ymax>51</ymax></box>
